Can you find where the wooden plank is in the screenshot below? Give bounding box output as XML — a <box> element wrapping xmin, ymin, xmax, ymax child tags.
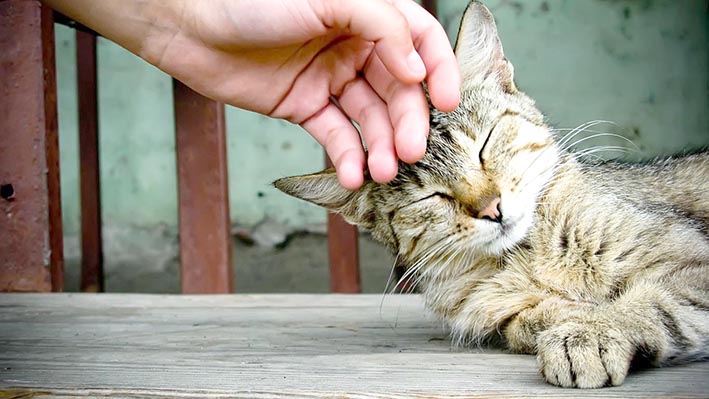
<box><xmin>0</xmin><ymin>294</ymin><xmax>706</xmax><ymax>398</ymax></box>
<box><xmin>325</xmin><ymin>156</ymin><xmax>361</xmax><ymax>293</ymax></box>
<box><xmin>173</xmin><ymin>80</ymin><xmax>233</xmax><ymax>294</ymax></box>
<box><xmin>0</xmin><ymin>1</ymin><xmax>63</xmax><ymax>292</ymax></box>
<box><xmin>76</xmin><ymin>29</ymin><xmax>103</xmax><ymax>293</ymax></box>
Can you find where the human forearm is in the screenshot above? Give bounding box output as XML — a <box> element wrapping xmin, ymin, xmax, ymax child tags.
<box><xmin>41</xmin><ymin>0</ymin><xmax>184</xmax><ymax>65</ymax></box>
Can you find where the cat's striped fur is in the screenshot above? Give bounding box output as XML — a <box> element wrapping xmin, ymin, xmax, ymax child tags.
<box><xmin>275</xmin><ymin>1</ymin><xmax>708</xmax><ymax>388</ymax></box>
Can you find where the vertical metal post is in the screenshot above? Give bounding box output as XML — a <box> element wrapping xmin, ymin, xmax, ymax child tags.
<box><xmin>325</xmin><ymin>157</ymin><xmax>361</xmax><ymax>293</ymax></box>
<box><xmin>423</xmin><ymin>0</ymin><xmax>438</xmax><ymax>18</ymax></box>
<box><xmin>173</xmin><ymin>80</ymin><xmax>233</xmax><ymax>294</ymax></box>
<box><xmin>76</xmin><ymin>29</ymin><xmax>103</xmax><ymax>292</ymax></box>
<box><xmin>0</xmin><ymin>1</ymin><xmax>63</xmax><ymax>292</ymax></box>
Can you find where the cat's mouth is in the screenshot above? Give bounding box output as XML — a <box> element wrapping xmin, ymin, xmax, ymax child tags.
<box><xmin>481</xmin><ymin>212</ymin><xmax>532</xmax><ymax>254</ymax></box>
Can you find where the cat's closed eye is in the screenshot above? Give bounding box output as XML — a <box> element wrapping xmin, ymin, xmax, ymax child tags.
<box><xmin>433</xmin><ymin>192</ymin><xmax>456</xmax><ymax>202</ymax></box>
<box><xmin>404</xmin><ymin>193</ymin><xmax>455</xmax><ymax>209</ymax></box>
<box><xmin>478</xmin><ymin>130</ymin><xmax>493</xmax><ymax>165</ymax></box>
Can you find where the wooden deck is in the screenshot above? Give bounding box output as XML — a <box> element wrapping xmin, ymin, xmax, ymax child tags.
<box><xmin>0</xmin><ymin>294</ymin><xmax>706</xmax><ymax>398</ymax></box>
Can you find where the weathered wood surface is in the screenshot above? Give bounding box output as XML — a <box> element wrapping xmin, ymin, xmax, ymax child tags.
<box><xmin>0</xmin><ymin>294</ymin><xmax>706</xmax><ymax>398</ymax></box>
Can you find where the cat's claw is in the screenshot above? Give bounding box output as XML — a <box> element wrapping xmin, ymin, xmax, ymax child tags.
<box><xmin>536</xmin><ymin>321</ymin><xmax>633</xmax><ymax>388</ymax></box>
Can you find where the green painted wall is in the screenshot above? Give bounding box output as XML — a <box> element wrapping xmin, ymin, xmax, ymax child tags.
<box><xmin>55</xmin><ymin>0</ymin><xmax>707</xmax><ymax>285</ymax></box>
<box><xmin>439</xmin><ymin>0</ymin><xmax>708</xmax><ymax>156</ymax></box>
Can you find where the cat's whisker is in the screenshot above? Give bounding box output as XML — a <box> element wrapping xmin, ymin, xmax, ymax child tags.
<box><xmin>573</xmin><ymin>146</ymin><xmax>635</xmax><ymax>160</ymax></box>
<box><xmin>411</xmin><ymin>241</ymin><xmax>456</xmax><ymax>290</ymax></box>
<box><xmin>532</xmin><ymin>121</ymin><xmax>617</xmax><ymax>173</ymax></box>
<box><xmin>522</xmin><ymin>158</ymin><xmax>578</xmax><ymax>200</ymax></box>
<box><xmin>552</xmin><ymin>128</ymin><xmax>625</xmax><ymax>137</ymax></box>
<box><xmin>519</xmin><ymin>161</ymin><xmax>559</xmax><ymax>193</ymax></box>
<box><xmin>379</xmin><ymin>254</ymin><xmax>400</xmax><ymax>319</ymax></box>
<box><xmin>404</xmin><ymin>234</ymin><xmax>472</xmax><ymax>294</ymax></box>
<box><xmin>530</xmin><ymin>145</ymin><xmax>637</xmax><ymax>208</ymax></box>
<box><xmin>549</xmin><ymin>125</ymin><xmax>617</xmax><ymax>136</ymax></box>
<box><xmin>554</xmin><ymin>120</ymin><xmax>616</xmax><ymax>150</ymax></box>
<box><xmin>517</xmin><ymin>153</ymin><xmax>563</xmax><ymax>194</ymax></box>
<box><xmin>425</xmin><ymin>244</ymin><xmax>462</xmax><ymax>286</ymax></box>
<box><xmin>551</xmin><ymin>126</ymin><xmax>642</xmax><ymax>152</ymax></box>
<box><xmin>396</xmin><ymin>235</ymin><xmax>458</xmax><ymax>292</ymax></box>
<box><xmin>516</xmin><ymin>120</ymin><xmax>614</xmax><ymax>188</ymax></box>
<box><xmin>425</xmin><ymin>238</ymin><xmax>482</xmax><ymax>293</ymax></box>
<box><xmin>537</xmin><ymin>164</ymin><xmax>576</xmax><ymax>194</ymax></box>
<box><xmin>387</xmin><ymin>256</ymin><xmax>404</xmax><ymax>295</ymax></box>
<box><xmin>564</xmin><ymin>133</ymin><xmax>641</xmax><ymax>155</ymax></box>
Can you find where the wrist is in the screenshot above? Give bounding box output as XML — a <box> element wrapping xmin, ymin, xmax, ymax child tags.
<box><xmin>41</xmin><ymin>0</ymin><xmax>187</xmax><ymax>67</ymax></box>
<box><xmin>133</xmin><ymin>0</ymin><xmax>189</xmax><ymax>66</ymax></box>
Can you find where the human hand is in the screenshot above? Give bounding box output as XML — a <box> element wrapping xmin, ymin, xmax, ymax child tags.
<box><xmin>44</xmin><ymin>0</ymin><xmax>461</xmax><ymax>189</ymax></box>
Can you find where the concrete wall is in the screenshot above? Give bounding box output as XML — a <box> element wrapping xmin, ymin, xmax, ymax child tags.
<box><xmin>439</xmin><ymin>0</ymin><xmax>708</xmax><ymax>156</ymax></box>
<box><xmin>55</xmin><ymin>0</ymin><xmax>708</xmax><ymax>291</ymax></box>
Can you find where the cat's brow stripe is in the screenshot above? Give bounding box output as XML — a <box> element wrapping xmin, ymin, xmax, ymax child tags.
<box><xmin>407</xmin><ymin>222</ymin><xmax>432</xmax><ymax>258</ymax></box>
<box><xmin>515</xmin><ymin>140</ymin><xmax>552</xmax><ymax>154</ymax></box>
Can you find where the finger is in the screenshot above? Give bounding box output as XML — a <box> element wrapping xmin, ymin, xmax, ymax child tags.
<box><xmin>301</xmin><ymin>102</ymin><xmax>365</xmax><ymax>190</ymax></box>
<box><xmin>364</xmin><ymin>53</ymin><xmax>429</xmax><ymax>164</ymax></box>
<box><xmin>314</xmin><ymin>0</ymin><xmax>426</xmax><ymax>83</ymax></box>
<box><xmin>338</xmin><ymin>78</ymin><xmax>398</xmax><ymax>183</ymax></box>
<box><xmin>392</xmin><ymin>0</ymin><xmax>461</xmax><ymax>112</ymax></box>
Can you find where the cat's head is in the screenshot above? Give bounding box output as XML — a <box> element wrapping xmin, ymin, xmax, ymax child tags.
<box><xmin>275</xmin><ymin>1</ymin><xmax>558</xmax><ymax>265</ymax></box>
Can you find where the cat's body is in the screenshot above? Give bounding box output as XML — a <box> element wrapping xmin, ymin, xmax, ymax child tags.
<box><xmin>276</xmin><ymin>1</ymin><xmax>708</xmax><ymax>389</ymax></box>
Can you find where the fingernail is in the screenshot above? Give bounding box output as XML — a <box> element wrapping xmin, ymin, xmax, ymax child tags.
<box><xmin>368</xmin><ymin>151</ymin><xmax>398</xmax><ymax>183</ymax></box>
<box><xmin>396</xmin><ymin>122</ymin><xmax>428</xmax><ymax>164</ymax></box>
<box><xmin>407</xmin><ymin>50</ymin><xmax>426</xmax><ymax>78</ymax></box>
<box><xmin>338</xmin><ymin>158</ymin><xmax>365</xmax><ymax>190</ymax></box>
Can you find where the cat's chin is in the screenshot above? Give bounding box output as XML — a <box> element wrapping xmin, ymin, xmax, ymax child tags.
<box><xmin>482</xmin><ymin>211</ymin><xmax>534</xmax><ymax>256</ymax></box>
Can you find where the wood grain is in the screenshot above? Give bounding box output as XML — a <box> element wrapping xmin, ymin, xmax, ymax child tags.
<box><xmin>0</xmin><ymin>294</ymin><xmax>706</xmax><ymax>398</ymax></box>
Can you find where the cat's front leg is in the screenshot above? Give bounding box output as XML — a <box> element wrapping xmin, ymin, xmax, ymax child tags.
<box><xmin>532</xmin><ymin>281</ymin><xmax>707</xmax><ymax>388</ymax></box>
<box><xmin>509</xmin><ymin>304</ymin><xmax>639</xmax><ymax>388</ymax></box>
<box><xmin>536</xmin><ymin>318</ymin><xmax>634</xmax><ymax>388</ymax></box>
<box><xmin>499</xmin><ymin>296</ymin><xmax>632</xmax><ymax>387</ymax></box>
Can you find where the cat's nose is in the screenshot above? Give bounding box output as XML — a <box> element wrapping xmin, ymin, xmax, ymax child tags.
<box><xmin>478</xmin><ymin>197</ymin><xmax>503</xmax><ymax>223</ymax></box>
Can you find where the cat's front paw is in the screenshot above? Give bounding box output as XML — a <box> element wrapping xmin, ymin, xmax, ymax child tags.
<box><xmin>536</xmin><ymin>321</ymin><xmax>634</xmax><ymax>388</ymax></box>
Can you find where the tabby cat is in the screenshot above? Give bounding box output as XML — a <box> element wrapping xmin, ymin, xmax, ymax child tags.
<box><xmin>275</xmin><ymin>1</ymin><xmax>709</xmax><ymax>388</ymax></box>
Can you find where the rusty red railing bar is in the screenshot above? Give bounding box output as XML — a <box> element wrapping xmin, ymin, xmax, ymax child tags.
<box><xmin>324</xmin><ymin>156</ymin><xmax>361</xmax><ymax>294</ymax></box>
<box><xmin>0</xmin><ymin>1</ymin><xmax>64</xmax><ymax>292</ymax></box>
<box><xmin>76</xmin><ymin>29</ymin><xmax>103</xmax><ymax>292</ymax></box>
<box><xmin>173</xmin><ymin>80</ymin><xmax>233</xmax><ymax>294</ymax></box>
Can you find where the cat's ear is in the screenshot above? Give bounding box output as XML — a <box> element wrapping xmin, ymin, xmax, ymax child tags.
<box><xmin>454</xmin><ymin>1</ymin><xmax>516</xmax><ymax>93</ymax></box>
<box><xmin>273</xmin><ymin>169</ymin><xmax>375</xmax><ymax>229</ymax></box>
